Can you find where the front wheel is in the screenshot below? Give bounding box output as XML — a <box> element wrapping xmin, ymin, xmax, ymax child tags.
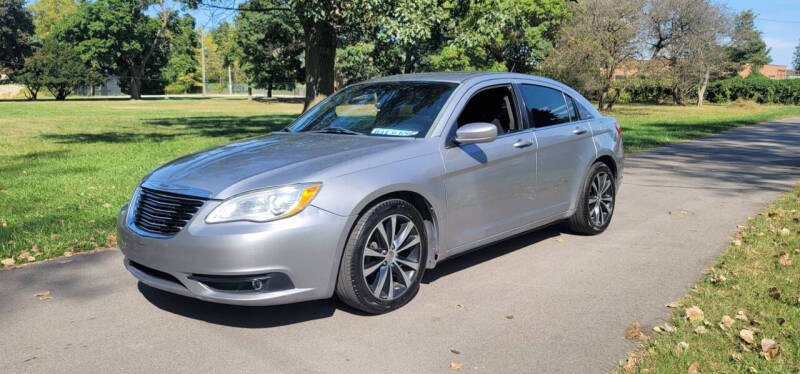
<box><xmin>568</xmin><ymin>162</ymin><xmax>616</xmax><ymax>235</ymax></box>
<box><xmin>335</xmin><ymin>199</ymin><xmax>427</xmax><ymax>314</ymax></box>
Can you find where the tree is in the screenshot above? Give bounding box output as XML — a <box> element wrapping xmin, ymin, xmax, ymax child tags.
<box><xmin>542</xmin><ymin>0</ymin><xmax>646</xmax><ymax>110</ymax></box>
<box><xmin>162</xmin><ymin>15</ymin><xmax>199</xmax><ymax>93</ymax></box>
<box><xmin>17</xmin><ymin>39</ymin><xmax>103</xmax><ymax>100</ymax></box>
<box><xmin>0</xmin><ymin>0</ymin><xmax>36</xmax><ymax>79</ymax></box>
<box><xmin>447</xmin><ymin>0</ymin><xmax>569</xmax><ymax>73</ymax></box>
<box><xmin>188</xmin><ymin>0</ymin><xmax>378</xmax><ymax>109</ymax></box>
<box><xmin>726</xmin><ymin>10</ymin><xmax>770</xmax><ymax>73</ymax></box>
<box><xmin>643</xmin><ymin>0</ymin><xmax>729</xmax><ymax>106</ymax></box>
<box><xmin>28</xmin><ymin>0</ymin><xmax>78</xmax><ymax>38</ymax></box>
<box><xmin>792</xmin><ymin>41</ymin><xmax>800</xmax><ymax>72</ymax></box>
<box><xmin>53</xmin><ymin>0</ymin><xmax>179</xmax><ymax>99</ymax></box>
<box><xmin>211</xmin><ymin>22</ymin><xmax>243</xmax><ymax>94</ymax></box>
<box><xmin>235</xmin><ymin>0</ymin><xmax>303</xmax><ymax>98</ymax></box>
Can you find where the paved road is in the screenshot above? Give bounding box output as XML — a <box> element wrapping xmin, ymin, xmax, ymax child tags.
<box><xmin>2</xmin><ymin>118</ymin><xmax>799</xmax><ymax>373</ymax></box>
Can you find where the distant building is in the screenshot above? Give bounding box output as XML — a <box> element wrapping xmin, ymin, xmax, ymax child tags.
<box><xmin>739</xmin><ymin>64</ymin><xmax>787</xmax><ymax>80</ymax></box>
<box><xmin>787</xmin><ymin>69</ymin><xmax>800</xmax><ymax>79</ymax></box>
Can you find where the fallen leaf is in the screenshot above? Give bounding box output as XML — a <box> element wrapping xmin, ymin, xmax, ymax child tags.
<box><xmin>778</xmin><ymin>253</ymin><xmax>792</xmax><ymax>266</ymax></box>
<box><xmin>626</xmin><ymin>322</ymin><xmax>644</xmax><ymax>340</ymax></box>
<box><xmin>26</xmin><ymin>256</ymin><xmax>35</xmax><ymax>262</ymax></box>
<box><xmin>450</xmin><ymin>349</ymin><xmax>461</xmax><ymax>355</ymax></box>
<box><xmin>102</xmin><ymin>203</ymin><xmax>112</xmax><ymax>209</ymax></box>
<box><xmin>670</xmin><ymin>209</ymin><xmax>695</xmax><ymax>217</ymax></box>
<box><xmin>1</xmin><ymin>222</ymin><xmax>6</xmax><ymax>228</ymax></box>
<box><xmin>505</xmin><ymin>314</ymin><xmax>514</xmax><ymax>320</ymax></box>
<box><xmin>768</xmin><ymin>211</ymin><xmax>782</xmax><ymax>218</ymax></box>
<box><xmin>34</xmin><ymin>290</ymin><xmax>52</xmax><ymax>300</ymax></box>
<box><xmin>694</xmin><ymin>326</ymin><xmax>707</xmax><ymax>334</ymax></box>
<box><xmin>777</xmin><ymin>317</ymin><xmax>785</xmax><ymax>326</ymax></box>
<box><xmin>686</xmin><ymin>306</ymin><xmax>704</xmax><ymax>322</ymax></box>
<box><xmin>687</xmin><ymin>361</ymin><xmax>699</xmax><ymax>374</ymax></box>
<box><xmin>450</xmin><ymin>362</ymin><xmax>463</xmax><ymax>370</ymax></box>
<box><xmin>456</xmin><ymin>303</ymin><xmax>464</xmax><ymax>309</ymax></box>
<box><xmin>554</xmin><ymin>237</ymin><xmax>565</xmax><ymax>243</ymax></box>
<box><xmin>63</xmin><ymin>251</ymin><xmax>73</xmax><ymax>257</ymax></box>
<box><xmin>666</xmin><ymin>301</ymin><xmax>681</xmax><ymax>308</ymax></box>
<box><xmin>768</xmin><ymin>287</ymin><xmax>781</xmax><ymax>300</ymax></box>
<box><xmin>1</xmin><ymin>258</ymin><xmax>15</xmax><ymax>266</ymax></box>
<box><xmin>761</xmin><ymin>339</ymin><xmax>780</xmax><ymax>360</ymax></box>
<box><xmin>779</xmin><ymin>228</ymin><xmax>790</xmax><ymax>236</ymax></box>
<box><xmin>739</xmin><ymin>329</ymin><xmax>755</xmax><ymax>344</ymax></box>
<box><xmin>18</xmin><ymin>251</ymin><xmax>29</xmax><ymax>259</ymax></box>
<box><xmin>735</xmin><ymin>311</ymin><xmax>749</xmax><ymax>322</ymax></box>
<box><xmin>674</xmin><ymin>341</ymin><xmax>689</xmax><ymax>357</ymax></box>
<box><xmin>623</xmin><ymin>353</ymin><xmax>638</xmax><ymax>374</ymax></box>
<box><xmin>653</xmin><ymin>326</ymin><xmax>664</xmax><ymax>333</ymax></box>
<box><xmin>740</xmin><ymin>343</ymin><xmax>751</xmax><ymax>352</ymax></box>
<box><xmin>731</xmin><ymin>353</ymin><xmax>743</xmax><ymax>361</ymax></box>
<box><xmin>732</xmin><ymin>239</ymin><xmax>742</xmax><ymax>246</ymax></box>
<box><xmin>720</xmin><ymin>315</ymin><xmax>735</xmax><ymax>329</ymax></box>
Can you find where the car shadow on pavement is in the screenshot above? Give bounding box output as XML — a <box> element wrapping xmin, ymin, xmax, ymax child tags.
<box><xmin>138</xmin><ymin>282</ymin><xmax>380</xmax><ymax>328</ymax></box>
<box><xmin>137</xmin><ymin>223</ymin><xmax>566</xmax><ymax>327</ymax></box>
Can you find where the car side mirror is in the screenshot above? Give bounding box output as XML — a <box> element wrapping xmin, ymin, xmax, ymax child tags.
<box><xmin>454</xmin><ymin>122</ymin><xmax>498</xmax><ymax>145</ymax></box>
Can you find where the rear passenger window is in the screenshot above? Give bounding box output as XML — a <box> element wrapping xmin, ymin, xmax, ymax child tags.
<box><xmin>577</xmin><ymin>102</ymin><xmax>595</xmax><ymax>119</ymax></box>
<box><xmin>566</xmin><ymin>95</ymin><xmax>579</xmax><ymax>121</ymax></box>
<box><xmin>519</xmin><ymin>85</ymin><xmax>570</xmax><ymax>127</ymax></box>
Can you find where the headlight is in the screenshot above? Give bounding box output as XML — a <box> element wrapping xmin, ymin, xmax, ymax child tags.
<box><xmin>205</xmin><ymin>183</ymin><xmax>321</xmax><ymax>224</ymax></box>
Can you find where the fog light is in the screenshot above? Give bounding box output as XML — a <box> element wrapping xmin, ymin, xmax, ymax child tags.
<box><xmin>251</xmin><ymin>279</ymin><xmax>263</xmax><ymax>291</ymax></box>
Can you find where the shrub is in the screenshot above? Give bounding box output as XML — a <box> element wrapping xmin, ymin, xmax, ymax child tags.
<box><xmin>707</xmin><ymin>74</ymin><xmax>800</xmax><ymax>105</ymax></box>
<box><xmin>16</xmin><ymin>39</ymin><xmax>103</xmax><ymax>100</ymax></box>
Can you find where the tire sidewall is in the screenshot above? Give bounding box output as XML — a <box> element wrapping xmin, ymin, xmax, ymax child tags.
<box><xmin>345</xmin><ymin>199</ymin><xmax>427</xmax><ymax>313</ymax></box>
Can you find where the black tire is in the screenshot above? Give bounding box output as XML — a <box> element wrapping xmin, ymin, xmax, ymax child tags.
<box><xmin>335</xmin><ymin>199</ymin><xmax>427</xmax><ymax>314</ymax></box>
<box><xmin>568</xmin><ymin>162</ymin><xmax>616</xmax><ymax>235</ymax></box>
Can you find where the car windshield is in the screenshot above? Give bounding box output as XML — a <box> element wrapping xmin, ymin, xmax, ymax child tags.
<box><xmin>289</xmin><ymin>82</ymin><xmax>458</xmax><ymax>138</ymax></box>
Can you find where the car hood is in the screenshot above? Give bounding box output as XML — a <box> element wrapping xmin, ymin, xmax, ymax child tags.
<box><xmin>143</xmin><ymin>132</ymin><xmax>412</xmax><ymax>199</ymax></box>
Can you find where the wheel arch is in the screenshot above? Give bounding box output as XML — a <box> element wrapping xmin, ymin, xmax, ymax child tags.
<box><xmin>351</xmin><ymin>189</ymin><xmax>441</xmax><ymax>270</ymax></box>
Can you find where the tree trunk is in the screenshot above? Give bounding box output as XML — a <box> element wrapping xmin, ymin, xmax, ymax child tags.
<box><xmin>130</xmin><ymin>65</ymin><xmax>143</xmax><ymax>100</ymax></box>
<box><xmin>267</xmin><ymin>82</ymin><xmax>273</xmax><ymax>98</ymax></box>
<box><xmin>248</xmin><ymin>85</ymin><xmax>252</xmax><ymax>100</ymax></box>
<box><xmin>301</xmin><ymin>20</ymin><xmax>337</xmax><ymax>111</ymax></box>
<box><xmin>697</xmin><ymin>67</ymin><xmax>710</xmax><ymax>107</ymax></box>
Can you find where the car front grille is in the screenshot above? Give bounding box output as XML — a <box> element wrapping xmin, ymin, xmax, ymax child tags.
<box><xmin>133</xmin><ymin>187</ymin><xmax>208</xmax><ymax>236</ymax></box>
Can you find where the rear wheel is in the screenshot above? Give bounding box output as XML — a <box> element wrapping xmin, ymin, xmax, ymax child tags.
<box><xmin>336</xmin><ymin>199</ymin><xmax>427</xmax><ymax>314</ymax></box>
<box><xmin>568</xmin><ymin>162</ymin><xmax>616</xmax><ymax>235</ymax></box>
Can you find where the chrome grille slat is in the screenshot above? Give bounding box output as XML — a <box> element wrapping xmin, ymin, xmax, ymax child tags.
<box><xmin>133</xmin><ymin>187</ymin><xmax>208</xmax><ymax>236</ymax></box>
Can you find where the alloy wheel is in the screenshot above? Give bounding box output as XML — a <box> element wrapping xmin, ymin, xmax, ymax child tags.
<box><xmin>587</xmin><ymin>171</ymin><xmax>614</xmax><ymax>227</ymax></box>
<box><xmin>362</xmin><ymin>214</ymin><xmax>422</xmax><ymax>300</ymax></box>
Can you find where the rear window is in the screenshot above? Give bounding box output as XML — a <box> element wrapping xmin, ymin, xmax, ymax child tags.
<box><xmin>519</xmin><ymin>85</ymin><xmax>570</xmax><ymax>127</ymax></box>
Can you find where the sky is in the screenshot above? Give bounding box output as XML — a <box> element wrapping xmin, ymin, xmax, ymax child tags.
<box><xmin>723</xmin><ymin>0</ymin><xmax>800</xmax><ymax>68</ymax></box>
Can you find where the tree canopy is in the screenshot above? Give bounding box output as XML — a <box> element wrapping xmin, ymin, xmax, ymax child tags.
<box><xmin>0</xmin><ymin>0</ymin><xmax>36</xmax><ymax>78</ymax></box>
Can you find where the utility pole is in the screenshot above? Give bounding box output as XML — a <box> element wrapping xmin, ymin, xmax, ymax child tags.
<box><xmin>200</xmin><ymin>28</ymin><xmax>206</xmax><ymax>96</ymax></box>
<box><xmin>228</xmin><ymin>66</ymin><xmax>233</xmax><ymax>95</ymax></box>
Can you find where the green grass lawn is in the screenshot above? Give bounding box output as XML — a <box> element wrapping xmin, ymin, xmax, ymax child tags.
<box><xmin>618</xmin><ymin>185</ymin><xmax>800</xmax><ymax>373</ymax></box>
<box><xmin>0</xmin><ymin>98</ymin><xmax>799</xmax><ymax>265</ymax></box>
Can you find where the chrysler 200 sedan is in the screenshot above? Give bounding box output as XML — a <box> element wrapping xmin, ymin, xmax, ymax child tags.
<box><xmin>117</xmin><ymin>72</ymin><xmax>624</xmax><ymax>314</ymax></box>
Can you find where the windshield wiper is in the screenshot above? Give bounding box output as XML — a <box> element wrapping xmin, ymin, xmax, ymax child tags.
<box><xmin>311</xmin><ymin>127</ymin><xmax>363</xmax><ymax>136</ymax></box>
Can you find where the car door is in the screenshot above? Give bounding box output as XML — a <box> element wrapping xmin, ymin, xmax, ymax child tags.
<box><xmin>441</xmin><ymin>83</ymin><xmax>538</xmax><ymax>252</ymax></box>
<box><xmin>518</xmin><ymin>83</ymin><xmax>596</xmax><ymax>218</ymax></box>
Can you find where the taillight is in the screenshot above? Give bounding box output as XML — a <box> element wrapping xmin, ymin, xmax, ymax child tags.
<box><xmin>615</xmin><ymin>122</ymin><xmax>623</xmax><ymax>138</ymax></box>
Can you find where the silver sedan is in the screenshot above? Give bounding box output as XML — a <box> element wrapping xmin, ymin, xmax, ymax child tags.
<box><xmin>117</xmin><ymin>72</ymin><xmax>624</xmax><ymax>313</ymax></box>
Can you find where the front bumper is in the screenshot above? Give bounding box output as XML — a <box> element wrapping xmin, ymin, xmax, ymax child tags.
<box><xmin>117</xmin><ymin>201</ymin><xmax>350</xmax><ymax>306</ymax></box>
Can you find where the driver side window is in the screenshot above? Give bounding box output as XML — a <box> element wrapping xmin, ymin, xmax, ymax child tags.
<box><xmin>456</xmin><ymin>86</ymin><xmax>521</xmax><ymax>136</ymax></box>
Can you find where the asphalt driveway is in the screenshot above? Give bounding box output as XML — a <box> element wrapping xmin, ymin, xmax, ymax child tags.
<box><xmin>2</xmin><ymin>117</ymin><xmax>799</xmax><ymax>373</ymax></box>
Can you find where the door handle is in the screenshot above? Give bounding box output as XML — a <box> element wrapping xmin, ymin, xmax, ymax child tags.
<box><xmin>573</xmin><ymin>128</ymin><xmax>587</xmax><ymax>135</ymax></box>
<box><xmin>513</xmin><ymin>139</ymin><xmax>533</xmax><ymax>148</ymax></box>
